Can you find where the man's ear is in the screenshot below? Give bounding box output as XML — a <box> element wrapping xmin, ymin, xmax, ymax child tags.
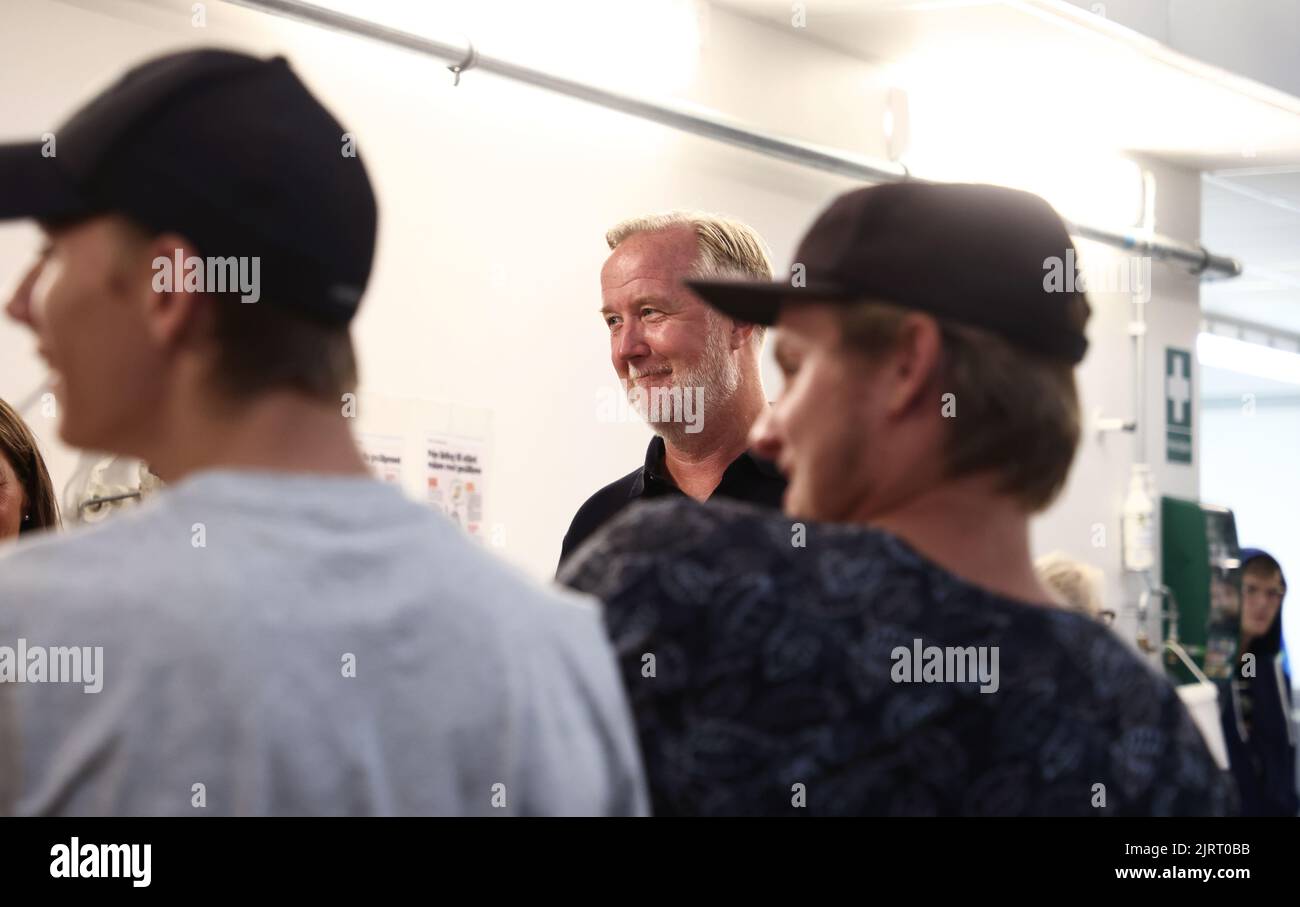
<box><xmin>883</xmin><ymin>313</ymin><xmax>942</xmax><ymax>420</ymax></box>
<box><xmin>140</xmin><ymin>232</ymin><xmax>209</xmax><ymax>348</ymax></box>
<box><xmin>729</xmin><ymin>318</ymin><xmax>757</xmax><ymax>350</ymax></box>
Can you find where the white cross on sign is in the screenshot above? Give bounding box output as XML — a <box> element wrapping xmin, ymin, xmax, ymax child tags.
<box><xmin>1168</xmin><ymin>355</ymin><xmax>1191</xmax><ymax>425</ymax></box>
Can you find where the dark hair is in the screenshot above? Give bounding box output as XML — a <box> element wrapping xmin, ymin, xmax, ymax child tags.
<box><xmin>1243</xmin><ymin>554</ymin><xmax>1286</xmax><ymax>593</ymax></box>
<box><xmin>208</xmin><ymin>299</ymin><xmax>358</xmax><ymax>403</ymax></box>
<box><xmin>110</xmin><ymin>216</ymin><xmax>358</xmax><ymax>403</ymax></box>
<box><xmin>0</xmin><ymin>397</ymin><xmax>61</xmax><ymax>534</ymax></box>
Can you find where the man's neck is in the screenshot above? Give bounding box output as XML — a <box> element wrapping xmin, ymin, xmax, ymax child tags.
<box><xmin>139</xmin><ymin>389</ymin><xmax>369</xmax><ymax>484</ymax></box>
<box><xmin>659</xmin><ymin>381</ymin><xmax>766</xmax><ymax>501</ymax></box>
<box><xmin>864</xmin><ymin>475</ymin><xmax>1053</xmax><ymax>606</ymax></box>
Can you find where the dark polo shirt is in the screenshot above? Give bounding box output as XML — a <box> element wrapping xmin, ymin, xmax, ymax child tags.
<box><xmin>557</xmin><ymin>434</ymin><xmax>787</xmax><ymax>571</ymax></box>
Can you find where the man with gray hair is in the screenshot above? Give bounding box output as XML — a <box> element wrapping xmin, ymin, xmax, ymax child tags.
<box><xmin>558</xmin><ymin>211</ymin><xmax>787</xmax><ymax>568</ymax></box>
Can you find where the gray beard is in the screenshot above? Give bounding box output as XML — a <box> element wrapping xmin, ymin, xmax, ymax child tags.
<box><xmin>628</xmin><ymin>327</ymin><xmax>739</xmax><ymax>445</ymax></box>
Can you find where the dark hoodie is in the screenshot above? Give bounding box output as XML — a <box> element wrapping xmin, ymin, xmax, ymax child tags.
<box><xmin>1220</xmin><ymin>548</ymin><xmax>1298</xmax><ymax>816</ymax></box>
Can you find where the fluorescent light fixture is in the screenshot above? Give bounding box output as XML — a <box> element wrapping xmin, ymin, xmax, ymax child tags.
<box><xmin>1197</xmin><ymin>332</ymin><xmax>1300</xmax><ymax>386</ymax></box>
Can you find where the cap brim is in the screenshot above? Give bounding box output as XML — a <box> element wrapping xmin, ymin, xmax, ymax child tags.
<box><xmin>0</xmin><ymin>142</ymin><xmax>92</xmax><ymax>223</ymax></box>
<box><xmin>685</xmin><ymin>277</ymin><xmax>856</xmax><ymax>326</ymax></box>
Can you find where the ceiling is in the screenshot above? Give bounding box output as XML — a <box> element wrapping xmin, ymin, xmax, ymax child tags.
<box><xmin>1201</xmin><ymin>364</ymin><xmax>1300</xmax><ymax>401</ymax></box>
<box><xmin>711</xmin><ymin>0</ymin><xmax>1300</xmax><ymax>170</ymax></box>
<box><xmin>1202</xmin><ymin>168</ymin><xmax>1300</xmax><ymax>336</ymax></box>
<box><xmin>713</xmin><ymin>0</ymin><xmax>1300</xmax><ymax>341</ymax></box>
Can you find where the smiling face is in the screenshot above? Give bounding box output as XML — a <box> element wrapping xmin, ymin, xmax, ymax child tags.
<box><xmin>5</xmin><ymin>216</ymin><xmax>168</xmax><ymax>454</ymax></box>
<box><xmin>600</xmin><ymin>226</ymin><xmax>742</xmax><ymax>438</ymax></box>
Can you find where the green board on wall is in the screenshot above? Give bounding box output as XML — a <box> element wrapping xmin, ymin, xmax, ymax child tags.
<box><xmin>1161</xmin><ymin>496</ymin><xmax>1240</xmax><ymax>685</ymax></box>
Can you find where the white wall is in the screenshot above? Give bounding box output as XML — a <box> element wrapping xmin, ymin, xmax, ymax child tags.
<box><xmin>0</xmin><ymin>0</ymin><xmax>1205</xmax><ymax>603</ymax></box>
<box><xmin>1</xmin><ymin>0</ymin><xmax>878</xmax><ymax>576</ymax></box>
<box><xmin>1030</xmin><ymin>156</ymin><xmax>1204</xmax><ymax>656</ymax></box>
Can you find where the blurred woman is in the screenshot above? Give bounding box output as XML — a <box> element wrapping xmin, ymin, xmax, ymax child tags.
<box><xmin>0</xmin><ymin>396</ymin><xmax>61</xmax><ymax>540</ymax></box>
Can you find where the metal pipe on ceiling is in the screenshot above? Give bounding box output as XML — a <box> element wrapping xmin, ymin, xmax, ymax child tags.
<box><xmin>227</xmin><ymin>0</ymin><xmax>1243</xmax><ymax>279</ymax></box>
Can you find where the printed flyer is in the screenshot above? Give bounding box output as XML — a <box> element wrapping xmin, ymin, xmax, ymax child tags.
<box><xmin>357</xmin><ymin>433</ymin><xmax>404</xmax><ymax>486</ymax></box>
<box><xmin>426</xmin><ymin>435</ymin><xmax>484</xmax><ymax>537</ymax></box>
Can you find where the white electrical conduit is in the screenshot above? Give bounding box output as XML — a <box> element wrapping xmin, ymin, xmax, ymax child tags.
<box><xmin>228</xmin><ymin>0</ymin><xmax>1242</xmax><ymax>279</ymax></box>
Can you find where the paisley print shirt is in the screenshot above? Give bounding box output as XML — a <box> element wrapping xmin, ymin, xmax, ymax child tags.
<box><xmin>560</xmin><ymin>497</ymin><xmax>1237</xmax><ymax>816</ymax></box>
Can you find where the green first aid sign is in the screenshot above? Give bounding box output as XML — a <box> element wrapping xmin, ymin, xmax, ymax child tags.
<box><xmin>1166</xmin><ymin>347</ymin><xmax>1192</xmax><ymax>464</ymax></box>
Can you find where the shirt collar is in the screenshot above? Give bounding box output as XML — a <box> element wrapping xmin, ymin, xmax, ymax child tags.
<box><xmin>628</xmin><ymin>435</ymin><xmax>666</xmax><ymax>499</ymax></box>
<box><xmin>630</xmin><ymin>435</ymin><xmax>782</xmax><ymax>498</ymax></box>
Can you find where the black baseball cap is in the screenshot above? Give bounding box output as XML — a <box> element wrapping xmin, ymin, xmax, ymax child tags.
<box><xmin>687</xmin><ymin>181</ymin><xmax>1090</xmax><ymax>363</ymax></box>
<box><xmin>0</xmin><ymin>48</ymin><xmax>376</xmax><ymax>324</ymax></box>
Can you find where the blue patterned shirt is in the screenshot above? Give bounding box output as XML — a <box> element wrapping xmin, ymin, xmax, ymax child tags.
<box><xmin>560</xmin><ymin>497</ymin><xmax>1236</xmax><ymax>816</ymax></box>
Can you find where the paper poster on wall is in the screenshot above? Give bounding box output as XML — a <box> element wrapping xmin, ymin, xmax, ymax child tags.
<box><xmin>426</xmin><ymin>435</ymin><xmax>485</xmax><ymax>537</ymax></box>
<box><xmin>357</xmin><ymin>433</ymin><xmax>404</xmax><ymax>486</ymax></box>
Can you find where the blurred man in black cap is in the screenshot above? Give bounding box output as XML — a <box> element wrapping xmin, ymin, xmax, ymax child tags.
<box><xmin>561</xmin><ymin>181</ymin><xmax>1235</xmax><ymax>816</ymax></box>
<box><xmin>0</xmin><ymin>49</ymin><xmax>646</xmax><ymax>816</ymax></box>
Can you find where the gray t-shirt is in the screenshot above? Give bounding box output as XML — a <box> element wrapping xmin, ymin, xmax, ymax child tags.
<box><xmin>0</xmin><ymin>470</ymin><xmax>647</xmax><ymax>816</ymax></box>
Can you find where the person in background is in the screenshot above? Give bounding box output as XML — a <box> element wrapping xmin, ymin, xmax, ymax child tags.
<box><xmin>561</xmin><ymin>181</ymin><xmax>1233</xmax><ymax>816</ymax></box>
<box><xmin>0</xmin><ymin>48</ymin><xmax>645</xmax><ymax>816</ymax></box>
<box><xmin>1221</xmin><ymin>548</ymin><xmax>1297</xmax><ymax>816</ymax></box>
<box><xmin>1035</xmin><ymin>551</ymin><xmax>1113</xmax><ymax>626</ymax></box>
<box><xmin>559</xmin><ymin>211</ymin><xmax>786</xmax><ymax>569</ymax></box>
<box><xmin>0</xmin><ymin>396</ymin><xmax>60</xmax><ymax>541</ymax></box>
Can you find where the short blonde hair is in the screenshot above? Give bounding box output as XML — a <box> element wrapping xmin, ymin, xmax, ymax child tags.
<box><xmin>1035</xmin><ymin>552</ymin><xmax>1105</xmax><ymax>620</ymax></box>
<box><xmin>606</xmin><ymin>210</ymin><xmax>774</xmax><ymax>341</ymax></box>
